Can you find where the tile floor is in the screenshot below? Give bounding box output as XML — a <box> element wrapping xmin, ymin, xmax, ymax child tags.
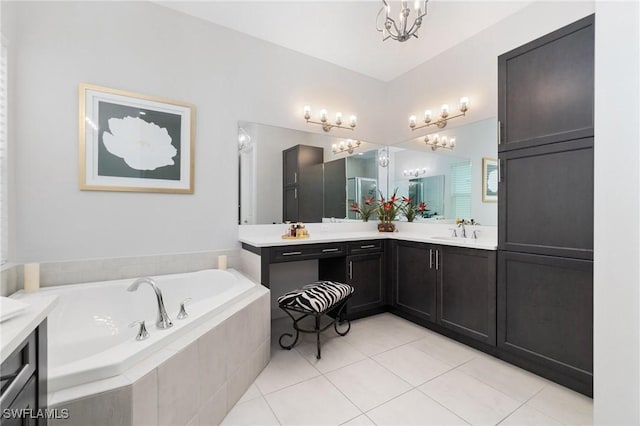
<box><xmin>221</xmin><ymin>313</ymin><xmax>592</xmax><ymax>426</ymax></box>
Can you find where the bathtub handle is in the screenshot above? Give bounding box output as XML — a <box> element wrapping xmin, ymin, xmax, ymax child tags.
<box><xmin>177</xmin><ymin>298</ymin><xmax>192</xmax><ymax>320</ymax></box>
<box><xmin>129</xmin><ymin>320</ymin><xmax>150</xmax><ymax>341</ymax></box>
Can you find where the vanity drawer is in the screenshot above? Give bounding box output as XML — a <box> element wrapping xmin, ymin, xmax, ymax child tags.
<box><xmin>271</xmin><ymin>243</ymin><xmax>346</xmax><ymax>262</ymax></box>
<box><xmin>348</xmin><ymin>240</ymin><xmax>384</xmax><ymax>254</ymax></box>
<box><xmin>0</xmin><ymin>331</ymin><xmax>36</xmax><ymax>409</ymax></box>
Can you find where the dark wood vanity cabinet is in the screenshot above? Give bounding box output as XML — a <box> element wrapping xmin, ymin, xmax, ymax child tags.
<box><xmin>392</xmin><ymin>241</ymin><xmax>497</xmax><ymax>346</ymax></box>
<box><xmin>0</xmin><ymin>320</ymin><xmax>47</xmax><ymax>426</ymax></box>
<box><xmin>282</xmin><ymin>145</ymin><xmax>324</xmax><ymax>223</ymax></box>
<box><xmin>437</xmin><ymin>246</ymin><xmax>497</xmax><ymax>346</ymax></box>
<box><xmin>319</xmin><ymin>240</ymin><xmax>386</xmax><ymax>319</ymax></box>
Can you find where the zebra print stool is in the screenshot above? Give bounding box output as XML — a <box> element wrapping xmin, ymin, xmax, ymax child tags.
<box><xmin>277</xmin><ymin>281</ymin><xmax>354</xmax><ymax>359</ymax></box>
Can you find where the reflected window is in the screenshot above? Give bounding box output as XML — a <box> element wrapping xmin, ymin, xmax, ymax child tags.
<box><xmin>451</xmin><ymin>161</ymin><xmax>472</xmax><ymax>220</ymax></box>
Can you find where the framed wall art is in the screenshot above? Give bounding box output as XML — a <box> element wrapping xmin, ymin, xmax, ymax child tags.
<box><xmin>482</xmin><ymin>157</ymin><xmax>498</xmax><ymax>203</ymax></box>
<box><xmin>79</xmin><ymin>83</ymin><xmax>195</xmax><ymax>193</ymax></box>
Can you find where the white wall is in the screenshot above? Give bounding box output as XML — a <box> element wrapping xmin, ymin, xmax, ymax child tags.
<box><xmin>593</xmin><ymin>1</ymin><xmax>640</xmax><ymax>423</ymax></box>
<box><xmin>3</xmin><ymin>1</ymin><xmax>386</xmax><ymax>261</ymax></box>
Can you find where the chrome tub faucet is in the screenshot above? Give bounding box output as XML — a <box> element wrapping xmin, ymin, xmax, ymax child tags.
<box><xmin>127</xmin><ymin>277</ymin><xmax>173</xmax><ymax>329</ymax></box>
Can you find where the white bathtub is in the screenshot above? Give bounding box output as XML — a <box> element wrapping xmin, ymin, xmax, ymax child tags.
<box><xmin>13</xmin><ymin>269</ymin><xmax>256</xmax><ymax>393</ymax></box>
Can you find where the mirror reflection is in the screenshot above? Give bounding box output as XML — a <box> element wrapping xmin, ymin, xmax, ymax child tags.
<box><xmin>238</xmin><ymin>117</ymin><xmax>497</xmax><ymax>226</ymax></box>
<box><xmin>388</xmin><ymin>117</ymin><xmax>498</xmax><ymax>225</ymax></box>
<box><xmin>238</xmin><ymin>122</ymin><xmax>388</xmax><ymax>224</ymax></box>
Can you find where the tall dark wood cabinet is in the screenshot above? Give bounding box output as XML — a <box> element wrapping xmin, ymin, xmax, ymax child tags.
<box><xmin>324</xmin><ymin>158</ymin><xmax>347</xmax><ymax>219</ymax></box>
<box><xmin>282</xmin><ymin>145</ymin><xmax>324</xmax><ymax>223</ymax></box>
<box><xmin>497</xmin><ymin>14</ymin><xmax>594</xmax><ymax>396</ymax></box>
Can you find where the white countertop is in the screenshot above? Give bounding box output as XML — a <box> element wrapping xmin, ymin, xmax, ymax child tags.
<box><xmin>239</xmin><ymin>223</ymin><xmax>497</xmax><ymax>251</ymax></box>
<box><xmin>1</xmin><ymin>295</ymin><xmax>57</xmax><ymax>363</ymax></box>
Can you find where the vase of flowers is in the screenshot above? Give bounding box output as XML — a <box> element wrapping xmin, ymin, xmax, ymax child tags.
<box><xmin>350</xmin><ymin>197</ymin><xmax>376</xmax><ymax>222</ymax></box>
<box><xmin>375</xmin><ymin>189</ymin><xmax>402</xmax><ymax>232</ymax></box>
<box><xmin>401</xmin><ymin>198</ymin><xmax>428</xmax><ymax>222</ymax></box>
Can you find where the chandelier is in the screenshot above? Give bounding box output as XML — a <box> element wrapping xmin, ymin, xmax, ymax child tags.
<box><xmin>376</xmin><ymin>0</ymin><xmax>429</xmax><ymax>42</ymax></box>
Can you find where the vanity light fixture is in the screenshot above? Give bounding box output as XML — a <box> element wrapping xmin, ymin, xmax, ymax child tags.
<box><xmin>409</xmin><ymin>97</ymin><xmax>469</xmax><ymax>131</ymax></box>
<box><xmin>378</xmin><ymin>147</ymin><xmax>390</xmax><ymax>167</ymax></box>
<box><xmin>376</xmin><ymin>0</ymin><xmax>429</xmax><ymax>42</ymax></box>
<box><xmin>238</xmin><ymin>127</ymin><xmax>252</xmax><ymax>152</ymax></box>
<box><xmin>332</xmin><ymin>139</ymin><xmax>361</xmax><ymax>155</ymax></box>
<box><xmin>303</xmin><ymin>106</ymin><xmax>356</xmax><ymax>132</ymax></box>
<box><xmin>403</xmin><ymin>167</ymin><xmax>428</xmax><ymax>177</ymax></box>
<box><xmin>424</xmin><ymin>134</ymin><xmax>456</xmax><ymax>151</ymax></box>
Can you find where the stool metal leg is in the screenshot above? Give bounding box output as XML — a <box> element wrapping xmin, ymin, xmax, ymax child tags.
<box><xmin>315</xmin><ymin>314</ymin><xmax>321</xmax><ymax>359</ymax></box>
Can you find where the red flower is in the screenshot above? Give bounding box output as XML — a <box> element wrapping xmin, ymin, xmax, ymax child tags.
<box><xmin>351</xmin><ymin>202</ymin><xmax>360</xmax><ymax>212</ymax></box>
<box><xmin>390</xmin><ymin>195</ymin><xmax>398</xmax><ymax>203</ymax></box>
<box><xmin>383</xmin><ymin>202</ymin><xmax>392</xmax><ymax>211</ymax></box>
<box><xmin>418</xmin><ymin>202</ymin><xmax>427</xmax><ymax>211</ymax></box>
<box><xmin>402</xmin><ymin>197</ymin><xmax>412</xmax><ymax>204</ymax></box>
<box><xmin>364</xmin><ymin>197</ymin><xmax>374</xmax><ymax>205</ymax></box>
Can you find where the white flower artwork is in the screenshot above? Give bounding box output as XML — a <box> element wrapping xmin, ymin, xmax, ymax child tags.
<box><xmin>102</xmin><ymin>116</ymin><xmax>177</xmax><ymax>171</ymax></box>
<box><xmin>487</xmin><ymin>168</ymin><xmax>498</xmax><ymax>194</ymax></box>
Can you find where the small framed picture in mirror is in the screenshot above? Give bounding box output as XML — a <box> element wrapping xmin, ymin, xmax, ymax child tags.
<box><xmin>482</xmin><ymin>157</ymin><xmax>498</xmax><ymax>203</ymax></box>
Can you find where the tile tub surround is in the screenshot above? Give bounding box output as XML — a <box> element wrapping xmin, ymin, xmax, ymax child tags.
<box><xmin>224</xmin><ymin>313</ymin><xmax>593</xmax><ymax>426</ymax></box>
<box><xmin>0</xmin><ymin>263</ymin><xmax>19</xmax><ymax>296</ymax></box>
<box><xmin>48</xmin><ymin>286</ymin><xmax>270</xmax><ymax>426</ymax></box>
<box><xmin>1</xmin><ymin>249</ymin><xmax>240</xmax><ymax>295</ymax></box>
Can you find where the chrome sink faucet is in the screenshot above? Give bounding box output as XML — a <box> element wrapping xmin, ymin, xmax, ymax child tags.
<box><xmin>127</xmin><ymin>277</ymin><xmax>173</xmax><ymax>329</ymax></box>
<box><xmin>457</xmin><ymin>222</ymin><xmax>467</xmax><ymax>238</ymax></box>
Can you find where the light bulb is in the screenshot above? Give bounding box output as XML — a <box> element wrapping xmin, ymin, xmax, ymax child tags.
<box><xmin>414</xmin><ymin>0</ymin><xmax>421</xmax><ymax>12</ymax></box>
<box><xmin>335</xmin><ymin>112</ymin><xmax>342</xmax><ymax>125</ymax></box>
<box><xmin>349</xmin><ymin>115</ymin><xmax>357</xmax><ymax>127</ymax></box>
<box><xmin>303</xmin><ymin>105</ymin><xmax>311</xmax><ymax>119</ymax></box>
<box><xmin>409</xmin><ymin>115</ymin><xmax>417</xmax><ymax>127</ymax></box>
<box><xmin>450</xmin><ymin>138</ymin><xmax>456</xmax><ymax>148</ymax></box>
<box><xmin>441</xmin><ymin>136</ymin><xmax>448</xmax><ymax>147</ymax></box>
<box><xmin>332</xmin><ymin>143</ymin><xmax>338</xmax><ymax>153</ymax></box>
<box><xmin>459</xmin><ymin>97</ymin><xmax>469</xmax><ymax>112</ymax></box>
<box><xmin>320</xmin><ymin>109</ymin><xmax>328</xmax><ymax>122</ymax></box>
<box><xmin>441</xmin><ymin>104</ymin><xmax>449</xmax><ymax>118</ymax></box>
<box><xmin>424</xmin><ymin>110</ymin><xmax>432</xmax><ymax>122</ymax></box>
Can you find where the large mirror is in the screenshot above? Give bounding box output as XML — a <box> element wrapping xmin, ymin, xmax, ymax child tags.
<box><xmin>238</xmin><ymin>122</ymin><xmax>388</xmax><ymax>224</ymax></box>
<box><xmin>388</xmin><ymin>117</ymin><xmax>498</xmax><ymax>225</ymax></box>
<box><xmin>238</xmin><ymin>117</ymin><xmax>497</xmax><ymax>225</ymax></box>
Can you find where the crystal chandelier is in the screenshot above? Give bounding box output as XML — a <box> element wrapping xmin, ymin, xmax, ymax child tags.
<box><xmin>376</xmin><ymin>0</ymin><xmax>429</xmax><ymax>42</ymax></box>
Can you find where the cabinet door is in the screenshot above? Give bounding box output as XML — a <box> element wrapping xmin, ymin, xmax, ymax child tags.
<box><xmin>498</xmin><ymin>251</ymin><xmax>593</xmax><ymax>387</ymax></box>
<box><xmin>283</xmin><ymin>187</ymin><xmax>298</xmax><ymax>223</ymax></box>
<box><xmin>283</xmin><ymin>146</ymin><xmax>299</xmax><ymax>187</ymax></box>
<box><xmin>394</xmin><ymin>241</ymin><xmax>436</xmax><ymax>322</ymax></box>
<box><xmin>498</xmin><ymin>138</ymin><xmax>593</xmax><ymax>260</ymax></box>
<box><xmin>348</xmin><ymin>253</ymin><xmax>384</xmax><ymax>315</ymax></box>
<box><xmin>498</xmin><ymin>15</ymin><xmax>594</xmax><ymax>151</ymax></box>
<box><xmin>437</xmin><ymin>246</ymin><xmax>496</xmax><ymax>345</ymax></box>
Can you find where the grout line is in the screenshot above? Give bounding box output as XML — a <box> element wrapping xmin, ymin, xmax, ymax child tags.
<box><xmin>260</xmin><ymin>394</ymin><xmax>284</xmax><ymax>426</ymax></box>
<box><xmin>495</xmin><ymin>386</ymin><xmax>547</xmax><ymax>425</ymax></box>
<box><xmin>414</xmin><ymin>390</ymin><xmax>472</xmax><ymax>425</ymax></box>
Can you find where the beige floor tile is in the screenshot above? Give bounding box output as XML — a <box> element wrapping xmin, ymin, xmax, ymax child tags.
<box><xmin>409</xmin><ymin>332</ymin><xmax>479</xmax><ymax>367</ymax></box>
<box><xmin>499</xmin><ymin>404</ymin><xmax>564</xmax><ymax>426</ymax></box>
<box><xmin>325</xmin><ymin>358</ymin><xmax>412</xmax><ymax>411</ymax></box>
<box><xmin>367</xmin><ymin>389</ymin><xmax>469</xmax><ymax>426</ymax></box>
<box><xmin>295</xmin><ymin>336</ymin><xmax>367</xmax><ymax>373</ymax></box>
<box><xmin>255</xmin><ymin>347</ymin><xmax>320</xmax><ymax>395</ymax></box>
<box><xmin>527</xmin><ymin>383</ymin><xmax>593</xmax><ymax>425</ymax></box>
<box><xmin>457</xmin><ymin>355</ymin><xmax>547</xmax><ymax>402</ymax></box>
<box><xmin>221</xmin><ymin>396</ymin><xmax>280</xmax><ymax>426</ymax></box>
<box><xmin>373</xmin><ymin>344</ymin><xmax>454</xmax><ymax>386</ymax></box>
<box><xmin>265</xmin><ymin>376</ymin><xmax>361</xmax><ymax>425</ymax></box>
<box><xmin>419</xmin><ymin>370</ymin><xmax>521</xmax><ymax>425</ymax></box>
<box><xmin>340</xmin><ymin>414</ymin><xmax>376</xmax><ymax>425</ymax></box>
